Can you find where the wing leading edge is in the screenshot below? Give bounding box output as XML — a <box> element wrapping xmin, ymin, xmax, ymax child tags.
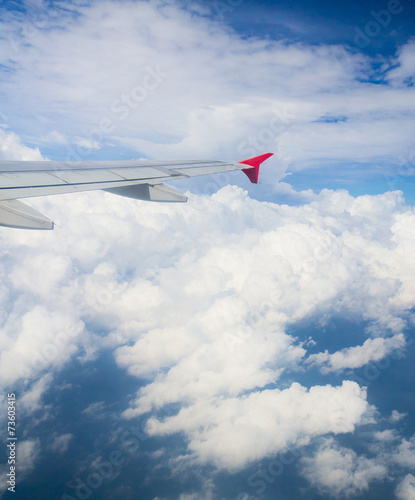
<box><xmin>0</xmin><ymin>153</ymin><xmax>273</xmax><ymax>229</ymax></box>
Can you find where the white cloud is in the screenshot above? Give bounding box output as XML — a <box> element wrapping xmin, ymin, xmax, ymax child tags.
<box><xmin>394</xmin><ymin>435</ymin><xmax>415</xmax><ymax>469</ymax></box>
<box><xmin>391</xmin><ymin>410</ymin><xmax>407</xmax><ymax>423</ymax></box>
<box><xmin>0</xmin><ymin>129</ymin><xmax>44</xmax><ymax>160</ymax></box>
<box><xmin>49</xmin><ymin>433</ymin><xmax>73</xmax><ymax>454</ymax></box>
<box><xmin>0</xmin><ymin>2</ymin><xmax>414</xmax><ymax>494</ymax></box>
<box><xmin>0</xmin><ymin>164</ymin><xmax>413</xmax><ymax>473</ymax></box>
<box><xmin>0</xmin><ymin>127</ymin><xmax>415</xmax><ymax>479</ymax></box>
<box><xmin>0</xmin><ymin>437</ymin><xmax>40</xmax><ymax>495</ymax></box>
<box><xmin>19</xmin><ymin>373</ymin><xmax>53</xmax><ymax>413</ymax></box>
<box><xmin>307</xmin><ymin>333</ymin><xmax>406</xmax><ymax>373</ymax></box>
<box><xmin>396</xmin><ymin>474</ymin><xmax>415</xmax><ymax>500</ymax></box>
<box><xmin>16</xmin><ymin>439</ymin><xmax>41</xmax><ymax>475</ymax></box>
<box><xmin>374</xmin><ymin>429</ymin><xmax>399</xmax><ymax>443</ymax></box>
<box><xmin>145</xmin><ymin>381</ymin><xmax>371</xmax><ymax>471</ymax></box>
<box><xmin>300</xmin><ymin>437</ymin><xmax>387</xmax><ymax>498</ymax></box>
<box><xmin>0</xmin><ymin>305</ymin><xmax>85</xmax><ymax>385</ymax></box>
<box><xmin>74</xmin><ymin>137</ymin><xmax>102</xmax><ymax>150</ymax></box>
<box><xmin>82</xmin><ymin>401</ymin><xmax>106</xmax><ymax>418</ymax></box>
<box><xmin>388</xmin><ymin>39</ymin><xmax>415</xmax><ymax>84</ymax></box>
<box><xmin>0</xmin><ymin>1</ymin><xmax>414</xmax><ymax>180</ymax></box>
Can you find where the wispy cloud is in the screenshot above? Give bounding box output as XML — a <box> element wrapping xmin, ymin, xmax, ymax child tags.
<box><xmin>0</xmin><ymin>0</ymin><xmax>414</xmax><ymax>187</ymax></box>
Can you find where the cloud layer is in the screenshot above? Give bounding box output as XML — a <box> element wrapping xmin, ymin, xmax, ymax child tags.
<box><xmin>0</xmin><ymin>128</ymin><xmax>414</xmax><ymax>482</ymax></box>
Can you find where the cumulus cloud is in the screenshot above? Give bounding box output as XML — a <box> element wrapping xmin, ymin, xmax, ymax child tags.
<box><xmin>0</xmin><ymin>165</ymin><xmax>414</xmax><ymax>475</ymax></box>
<box><xmin>0</xmin><ymin>305</ymin><xmax>85</xmax><ymax>386</ymax></box>
<box><xmin>396</xmin><ymin>474</ymin><xmax>415</xmax><ymax>500</ymax></box>
<box><xmin>145</xmin><ymin>381</ymin><xmax>371</xmax><ymax>470</ymax></box>
<box><xmin>0</xmin><ymin>129</ymin><xmax>44</xmax><ymax>161</ymax></box>
<box><xmin>388</xmin><ymin>39</ymin><xmax>415</xmax><ymax>85</ymax></box>
<box><xmin>307</xmin><ymin>333</ymin><xmax>406</xmax><ymax>373</ymax></box>
<box><xmin>374</xmin><ymin>429</ymin><xmax>399</xmax><ymax>443</ymax></box>
<box><xmin>393</xmin><ymin>435</ymin><xmax>415</xmax><ymax>469</ymax></box>
<box><xmin>300</xmin><ymin>438</ymin><xmax>387</xmax><ymax>498</ymax></box>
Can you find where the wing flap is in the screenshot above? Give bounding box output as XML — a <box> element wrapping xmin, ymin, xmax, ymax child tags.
<box><xmin>0</xmin><ymin>199</ymin><xmax>53</xmax><ymax>230</ymax></box>
<box><xmin>0</xmin><ymin>176</ymin><xmax>177</xmax><ymax>201</ymax></box>
<box><xmin>104</xmin><ymin>183</ymin><xmax>187</xmax><ymax>202</ymax></box>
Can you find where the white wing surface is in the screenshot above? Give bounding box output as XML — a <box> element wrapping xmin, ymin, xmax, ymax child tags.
<box><xmin>0</xmin><ymin>153</ymin><xmax>273</xmax><ymax>229</ymax></box>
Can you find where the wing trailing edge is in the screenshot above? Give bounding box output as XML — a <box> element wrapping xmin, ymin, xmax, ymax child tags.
<box><xmin>104</xmin><ymin>183</ymin><xmax>187</xmax><ymax>202</ymax></box>
<box><xmin>0</xmin><ymin>199</ymin><xmax>54</xmax><ymax>230</ymax></box>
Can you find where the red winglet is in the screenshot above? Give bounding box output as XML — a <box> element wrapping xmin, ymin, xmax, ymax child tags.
<box><xmin>239</xmin><ymin>153</ymin><xmax>273</xmax><ymax>184</ymax></box>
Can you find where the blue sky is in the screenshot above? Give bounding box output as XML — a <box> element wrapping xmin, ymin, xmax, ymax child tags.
<box><xmin>226</xmin><ymin>0</ymin><xmax>415</xmax><ymax>52</ymax></box>
<box><xmin>1</xmin><ymin>1</ymin><xmax>415</xmax><ymax>499</ymax></box>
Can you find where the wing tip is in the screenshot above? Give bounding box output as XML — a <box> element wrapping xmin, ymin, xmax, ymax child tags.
<box><xmin>239</xmin><ymin>153</ymin><xmax>273</xmax><ymax>184</ymax></box>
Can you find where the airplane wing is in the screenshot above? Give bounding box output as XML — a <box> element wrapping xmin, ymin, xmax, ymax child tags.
<box><xmin>0</xmin><ymin>153</ymin><xmax>273</xmax><ymax>230</ymax></box>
